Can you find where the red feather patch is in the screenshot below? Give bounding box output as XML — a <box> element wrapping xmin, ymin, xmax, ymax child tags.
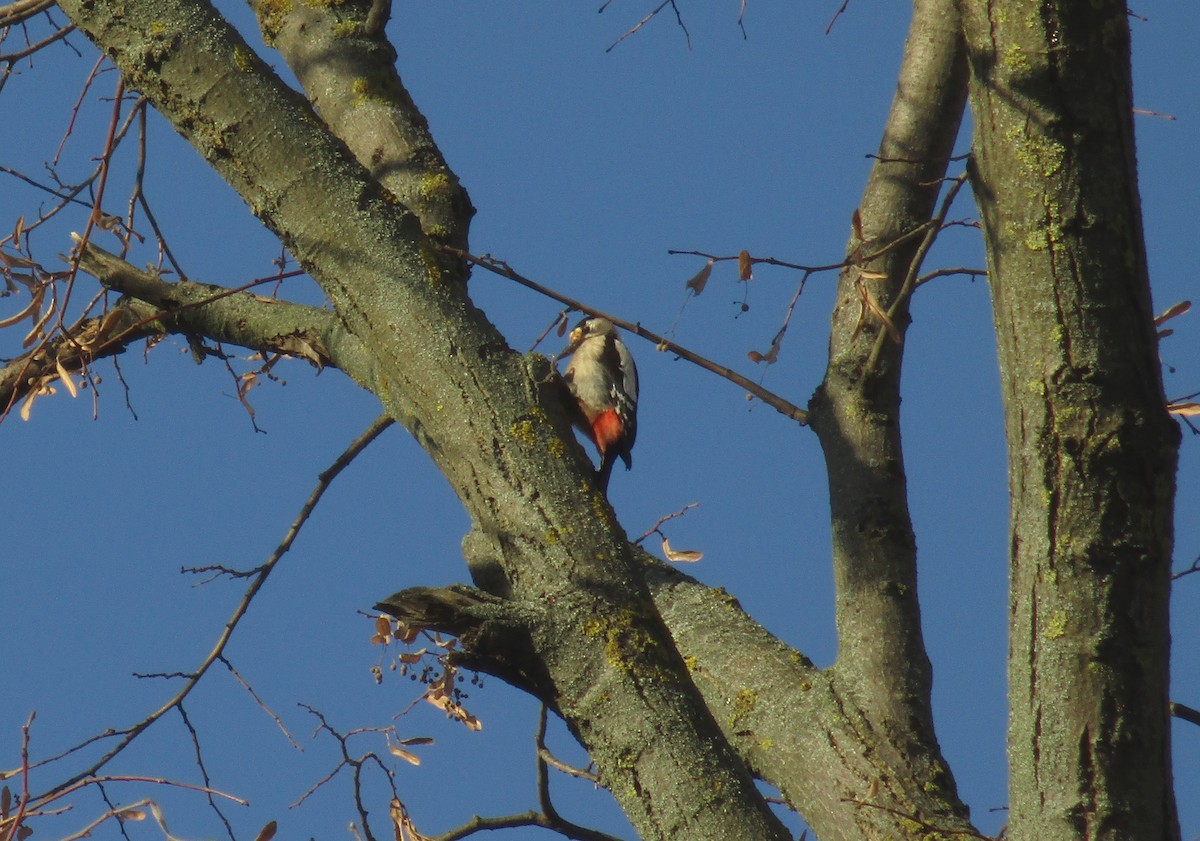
<box><xmin>590</xmin><ymin>409</ymin><xmax>622</xmax><ymax>455</ymax></box>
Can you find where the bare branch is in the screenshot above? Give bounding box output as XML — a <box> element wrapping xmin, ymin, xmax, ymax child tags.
<box><xmin>1170</xmin><ymin>701</ymin><xmax>1200</xmax><ymax>728</ymax></box>
<box><xmin>604</xmin><ymin>0</ymin><xmax>690</xmax><ymax>53</ymax></box>
<box><xmin>429</xmin><ymin>707</ymin><xmax>621</xmax><ymax>841</ymax></box>
<box><xmin>1172</xmin><ymin>556</ymin><xmax>1200</xmax><ymax>581</ymax></box>
<box><xmin>0</xmin><ymin>0</ymin><xmax>54</xmax><ymax>27</ymax></box>
<box><xmin>633</xmin><ymin>503</ymin><xmax>701</xmax><ymax>545</ymax></box>
<box><xmin>32</xmin><ymin>415</ymin><xmax>394</xmax><ymax>803</ymax></box>
<box><xmin>219</xmin><ymin>656</ymin><xmax>303</xmax><ymax>750</ymax></box>
<box><xmin>450</xmin><ymin>248</ymin><xmax>808</xmax><ymax>424</ymax></box>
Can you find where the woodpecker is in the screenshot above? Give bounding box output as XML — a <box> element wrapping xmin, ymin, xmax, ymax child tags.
<box><xmin>560</xmin><ymin>316</ymin><xmax>639</xmax><ymax>492</ymax></box>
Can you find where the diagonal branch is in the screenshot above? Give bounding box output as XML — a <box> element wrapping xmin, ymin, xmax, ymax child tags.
<box><xmin>252</xmin><ymin>0</ymin><xmax>473</xmax><ymax>250</ymax></box>
<box><xmin>454</xmin><ymin>249</ymin><xmax>808</xmax><ymax>424</ymax></box>
<box><xmin>0</xmin><ymin>242</ymin><xmax>379</xmax><ymax>417</ymax></box>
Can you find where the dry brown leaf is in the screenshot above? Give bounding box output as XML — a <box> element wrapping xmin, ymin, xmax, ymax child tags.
<box><xmin>1155</xmin><ymin>300</ymin><xmax>1191</xmax><ymax>325</ymax></box>
<box><xmin>275</xmin><ymin>332</ymin><xmax>330</xmax><ymax>370</ymax></box>
<box><xmin>0</xmin><ymin>250</ymin><xmax>39</xmax><ymax>270</ymax></box>
<box><xmin>54</xmin><ymin>356</ymin><xmax>78</xmax><ymax>399</ymax></box>
<box><xmin>662</xmin><ymin>537</ymin><xmax>703</xmax><ymax>563</ymax></box>
<box><xmin>253</xmin><ymin>821</ymin><xmax>278</xmax><ymax>841</ymax></box>
<box><xmin>747</xmin><ymin>342</ymin><xmax>780</xmax><ymax>365</ymax></box>
<box><xmin>738</xmin><ymin>250</ymin><xmax>753</xmax><ymax>281</ymax></box>
<box><xmin>685</xmin><ymin>260</ymin><xmax>714</xmax><ymax>295</ymax></box>
<box><xmin>851</xmin><ymin>208</ymin><xmax>863</xmax><ymax>242</ymax></box>
<box><xmin>117</xmin><ymin>809</ymin><xmax>147</xmax><ymax>822</ymax></box>
<box><xmin>856</xmin><ymin>280</ymin><xmax>901</xmax><ymax>344</ymax></box>
<box><xmin>0</xmin><ymin>286</ymin><xmax>44</xmax><ymax>329</ymax></box>
<box><xmin>92</xmin><ymin>307</ymin><xmax>128</xmax><ymax>347</ymax></box>
<box><xmin>396</xmin><ymin>736</ymin><xmax>434</xmax><ymax>747</ymax></box>
<box><xmin>1158</xmin><ymin>328</ymin><xmax>1174</xmax><ymax>339</ymax></box>
<box><xmin>22</xmin><ymin>294</ymin><xmax>55</xmax><ymax>348</ymax></box>
<box><xmin>2</xmin><ymin>785</ymin><xmax>11</xmax><ymax>819</ymax></box>
<box><xmin>391</xmin><ymin>798</ymin><xmax>435</xmax><ymax>841</ymax></box>
<box><xmin>389</xmin><ymin>745</ymin><xmax>421</xmax><ymax>766</ymax></box>
<box><xmin>19</xmin><ymin>384</ymin><xmax>52</xmax><ymax>422</ymax></box>
<box><xmin>425</xmin><ymin>693</ymin><xmax>483</xmax><ymax>730</ymax></box>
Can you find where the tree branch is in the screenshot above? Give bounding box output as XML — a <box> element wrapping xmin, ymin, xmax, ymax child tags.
<box><xmin>804</xmin><ymin>0</ymin><xmax>977</xmax><ymax>835</ymax></box>
<box><xmin>251</xmin><ymin>0</ymin><xmax>472</xmax><ymax>249</ymax></box>
<box><xmin>34</xmin><ymin>414</ymin><xmax>393</xmax><ymax>803</ymax></box>
<box><xmin>454</xmin><ymin>249</ymin><xmax>808</xmax><ymax>424</ymax></box>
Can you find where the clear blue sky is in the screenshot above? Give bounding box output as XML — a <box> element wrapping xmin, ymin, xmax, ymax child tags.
<box><xmin>3</xmin><ymin>3</ymin><xmax>1199</xmax><ymax>840</ymax></box>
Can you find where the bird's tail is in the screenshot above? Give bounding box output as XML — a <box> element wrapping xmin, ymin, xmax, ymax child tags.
<box><xmin>597</xmin><ymin>452</ymin><xmax>617</xmax><ymax>493</ymax></box>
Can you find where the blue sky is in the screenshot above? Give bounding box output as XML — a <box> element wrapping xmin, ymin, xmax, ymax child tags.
<box><xmin>3</xmin><ymin>3</ymin><xmax>1199</xmax><ymax>840</ymax></box>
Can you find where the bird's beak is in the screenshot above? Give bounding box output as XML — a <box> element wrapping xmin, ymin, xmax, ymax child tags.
<box><xmin>558</xmin><ymin>326</ymin><xmax>585</xmax><ymax>359</ymax></box>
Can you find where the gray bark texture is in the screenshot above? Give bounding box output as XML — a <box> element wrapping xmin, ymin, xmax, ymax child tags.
<box><xmin>22</xmin><ymin>0</ymin><xmax>1179</xmax><ymax>839</ymax></box>
<box><xmin>958</xmin><ymin>1</ymin><xmax>1181</xmax><ymax>839</ymax></box>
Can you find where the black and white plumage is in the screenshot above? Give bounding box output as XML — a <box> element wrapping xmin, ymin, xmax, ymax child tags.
<box><xmin>560</xmin><ymin>317</ymin><xmax>639</xmax><ymax>492</ymax></box>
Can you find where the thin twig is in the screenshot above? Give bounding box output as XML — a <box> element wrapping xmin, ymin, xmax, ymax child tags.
<box><xmin>633</xmin><ymin>503</ymin><xmax>700</xmax><ymax>545</ymax></box>
<box><xmin>447</xmin><ymin>248</ymin><xmax>808</xmax><ymax>424</ymax></box>
<box><xmin>0</xmin><ymin>0</ymin><xmax>55</xmax><ymax>28</ymax></box>
<box><xmin>1172</xmin><ymin>556</ymin><xmax>1200</xmax><ymax>581</ymax></box>
<box><xmin>841</xmin><ymin>797</ymin><xmax>990</xmax><ymax>840</ymax></box>
<box><xmin>0</xmin><ymin>22</ymin><xmax>74</xmax><ymax>62</ymax></box>
<box><xmin>174</xmin><ymin>706</ymin><xmax>236</xmax><ymax>841</ymax></box>
<box><xmin>605</xmin><ymin>0</ymin><xmax>690</xmax><ymax>52</ymax></box>
<box><xmin>825</xmin><ymin>0</ymin><xmax>851</xmax><ymax>34</ymax></box>
<box><xmin>33</xmin><ymin>415</ymin><xmax>394</xmax><ymax>803</ymax></box>
<box><xmin>219</xmin><ymin>655</ymin><xmax>303</xmax><ymax>750</ymax></box>
<box><xmin>864</xmin><ymin>174</ymin><xmax>969</xmax><ymax>374</ymax></box>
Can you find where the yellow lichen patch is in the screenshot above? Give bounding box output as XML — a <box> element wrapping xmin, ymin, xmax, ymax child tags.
<box><xmin>582</xmin><ymin>609</ymin><xmax>670</xmax><ymax>680</ymax></box>
<box><xmin>419</xmin><ymin>172</ymin><xmax>452</xmax><ymax>200</ymax></box>
<box><xmin>1004</xmin><ymin>43</ymin><xmax>1031</xmax><ymax>73</ymax></box>
<box><xmin>1043</xmin><ymin>610</ymin><xmax>1068</xmax><ymax>640</ymax></box>
<box><xmin>729</xmin><ymin>688</ymin><xmax>758</xmax><ymax>728</ymax></box>
<box><xmin>415</xmin><ymin>240</ymin><xmax>446</xmax><ymax>287</ymax></box>
<box><xmin>232</xmin><ymin>44</ymin><xmax>256</xmax><ymax>73</ymax></box>
<box><xmin>351</xmin><ymin>73</ymin><xmax>396</xmax><ymax>107</ymax></box>
<box><xmin>1006</xmin><ymin>124</ymin><xmax>1066</xmax><ymax>178</ymax></box>
<box><xmin>254</xmin><ymin>0</ymin><xmax>293</xmax><ymax>43</ymax></box>
<box><xmin>510</xmin><ymin>419</ymin><xmax>538</xmax><ymax>447</ymax></box>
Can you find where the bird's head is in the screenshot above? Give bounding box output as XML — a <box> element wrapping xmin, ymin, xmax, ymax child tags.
<box><xmin>561</xmin><ymin>316</ymin><xmax>617</xmax><ymax>357</ymax></box>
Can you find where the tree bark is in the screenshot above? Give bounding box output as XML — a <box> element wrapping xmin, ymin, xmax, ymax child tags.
<box><xmin>44</xmin><ymin>0</ymin><xmax>1185</xmax><ymax>838</ymax></box>
<box><xmin>55</xmin><ymin>2</ymin><xmax>789</xmax><ymax>838</ymax></box>
<box><xmin>805</xmin><ymin>0</ymin><xmax>976</xmax><ymax>833</ymax></box>
<box><xmin>957</xmin><ymin>1</ymin><xmax>1180</xmax><ymax>839</ymax></box>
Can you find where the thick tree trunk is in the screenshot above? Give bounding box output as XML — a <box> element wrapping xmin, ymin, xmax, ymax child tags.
<box><xmin>56</xmin><ymin>2</ymin><xmax>791</xmax><ymax>839</ymax></box>
<box><xmin>958</xmin><ymin>2</ymin><xmax>1180</xmax><ymax>839</ymax></box>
